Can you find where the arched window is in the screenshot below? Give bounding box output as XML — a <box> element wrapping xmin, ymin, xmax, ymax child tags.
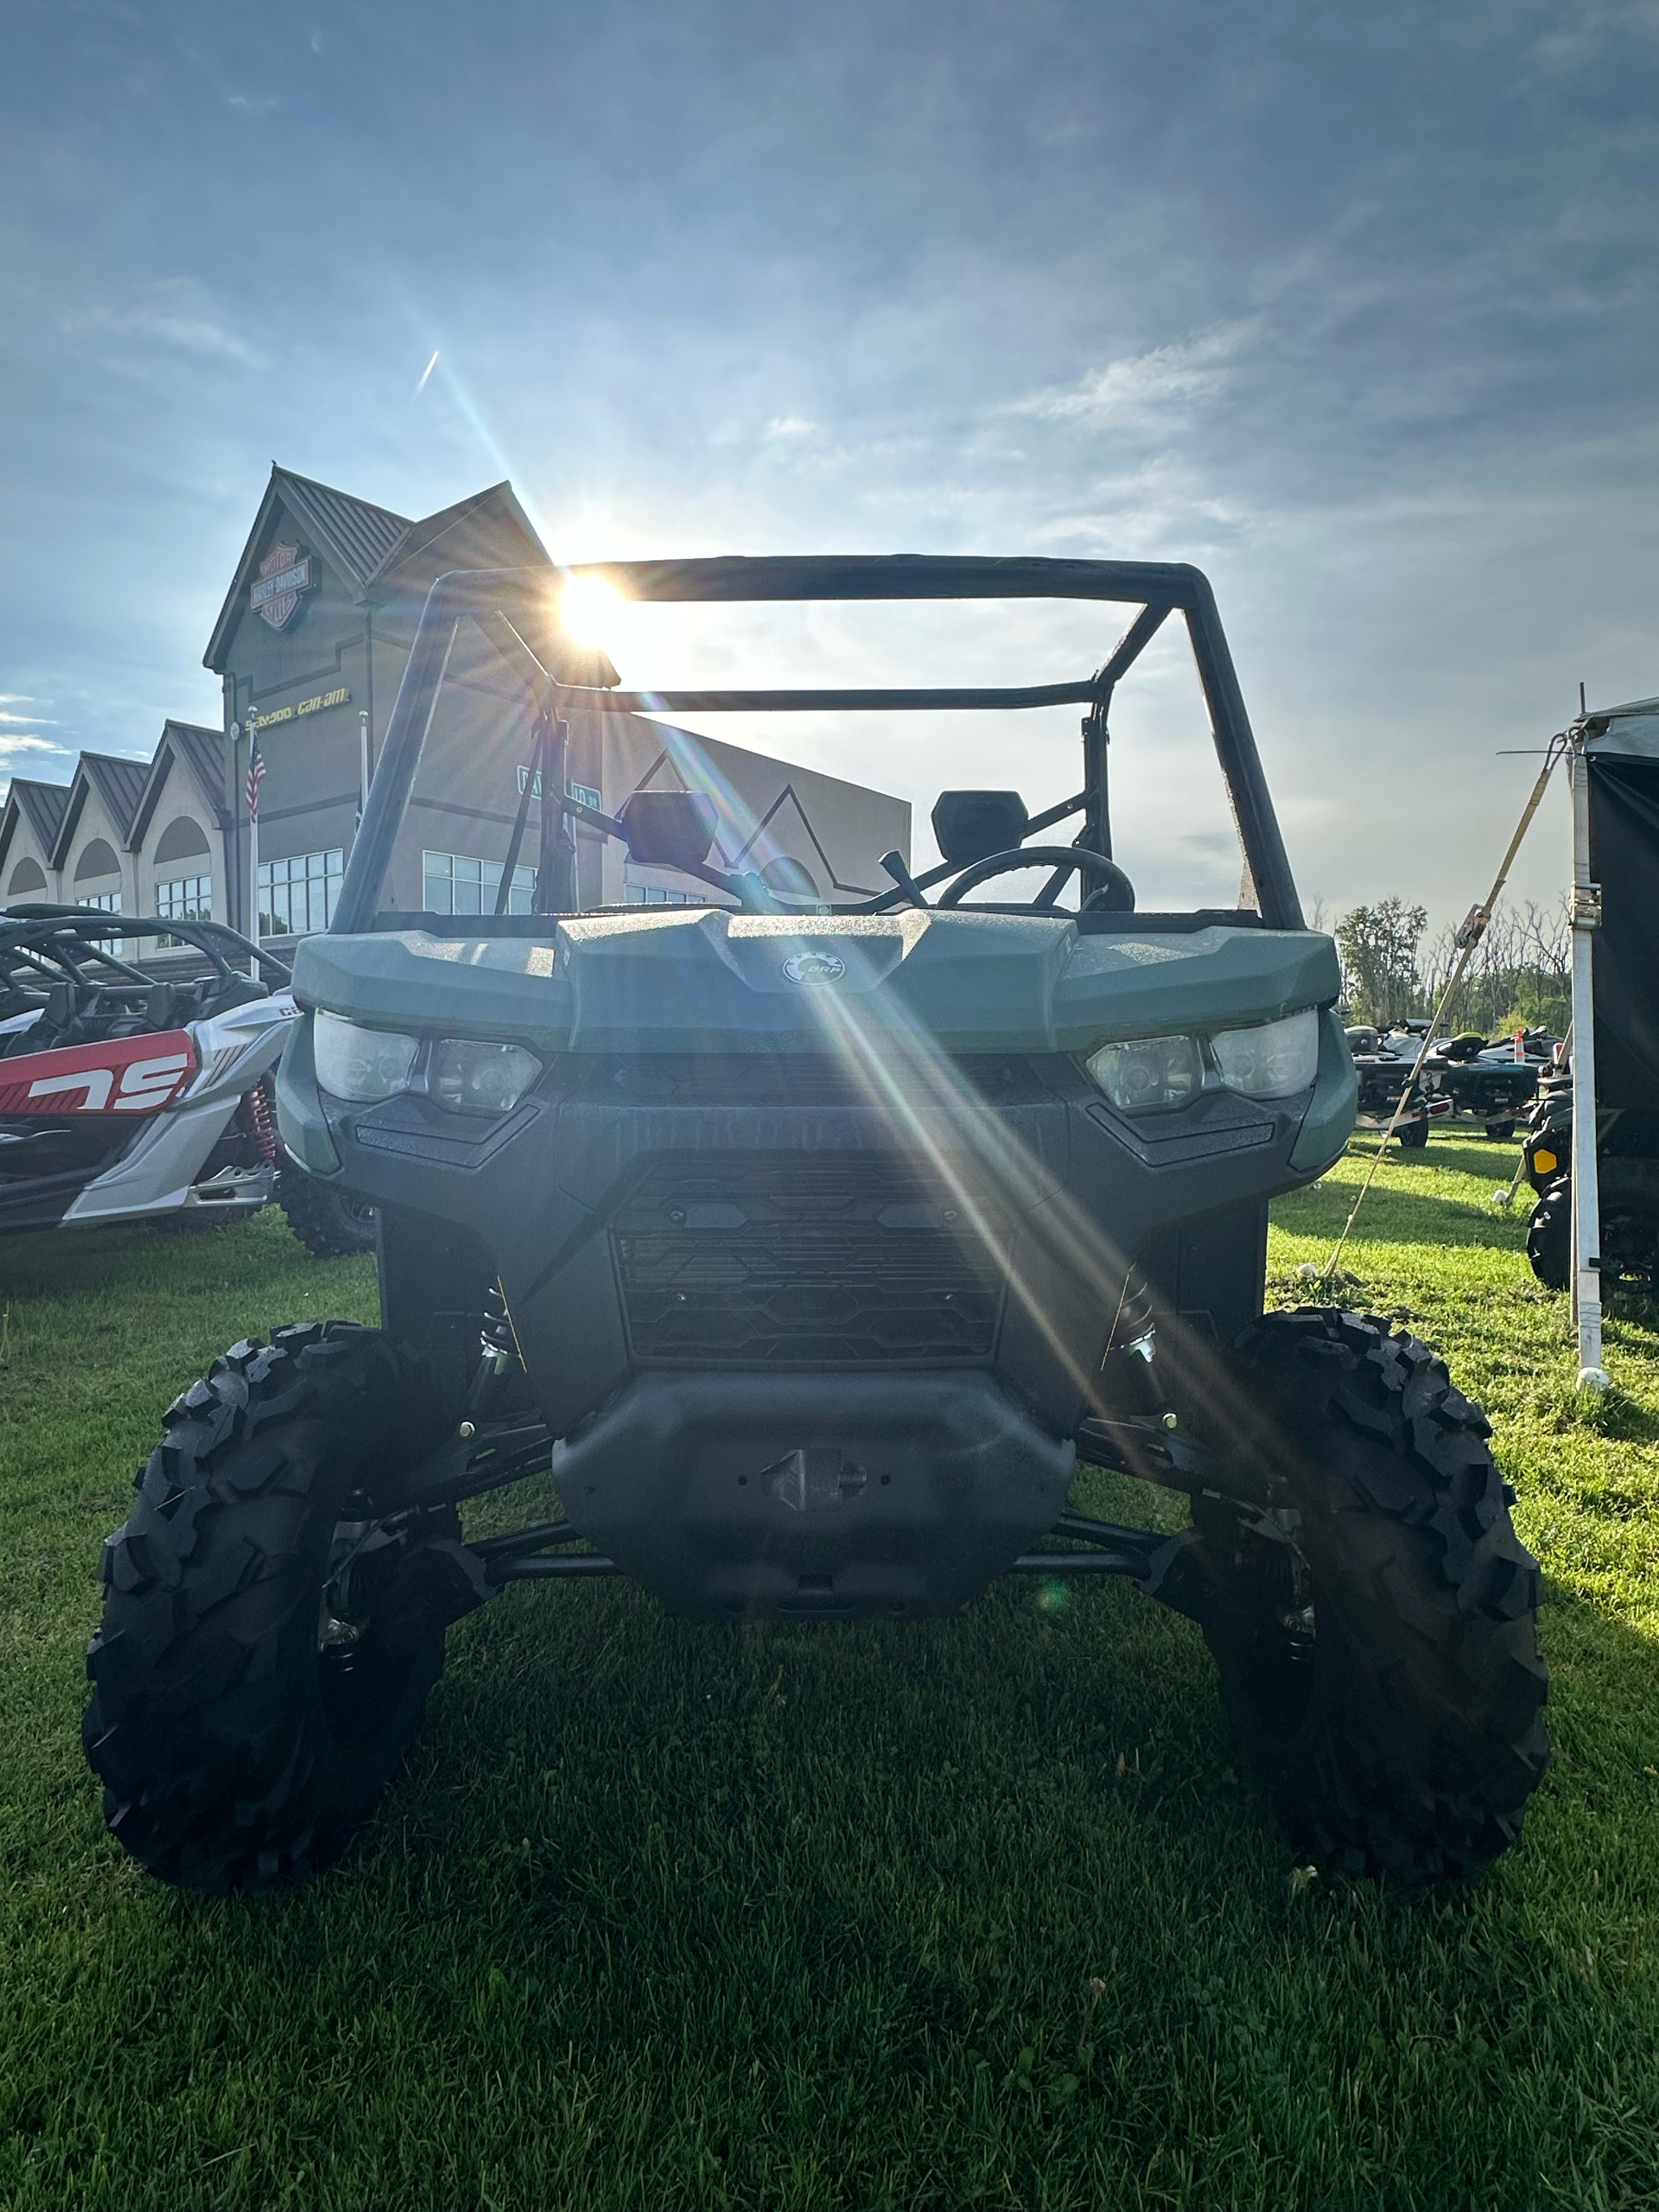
<box><xmin>7</xmin><ymin>856</ymin><xmax>47</xmax><ymax>896</ymax></box>
<box><xmin>154</xmin><ymin>814</ymin><xmax>212</xmax><ymax>864</ymax></box>
<box><xmin>74</xmin><ymin>837</ymin><xmax>120</xmax><ymax>881</ymax></box>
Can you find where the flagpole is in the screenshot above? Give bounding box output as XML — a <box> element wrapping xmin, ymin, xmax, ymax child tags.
<box><xmin>247</xmin><ymin>720</ymin><xmax>262</xmax><ymax>980</ymax></box>
<box><xmin>229</xmin><ymin>716</ymin><xmax>242</xmax><ymax>925</ymax></box>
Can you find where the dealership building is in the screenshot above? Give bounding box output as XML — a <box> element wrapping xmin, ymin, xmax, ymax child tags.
<box><xmin>0</xmin><ymin>467</ymin><xmax>909</xmax><ymax>931</ymax></box>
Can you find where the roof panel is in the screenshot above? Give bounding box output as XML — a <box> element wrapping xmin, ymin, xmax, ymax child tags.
<box><xmin>7</xmin><ymin>777</ymin><xmax>71</xmax><ymax>849</ymax></box>
<box><xmin>130</xmin><ymin>721</ymin><xmax>232</xmax><ymax>846</ymax></box>
<box><xmin>168</xmin><ymin>722</ymin><xmax>229</xmax><ymax>823</ymax></box>
<box><xmin>79</xmin><ymin>751</ymin><xmax>152</xmax><ymax>838</ymax></box>
<box><xmin>368</xmin><ymin>480</ymin><xmax>547</xmax><ymax>588</ymax></box>
<box><xmin>279</xmin><ymin>469</ymin><xmax>411</xmax><ymax>586</ymax></box>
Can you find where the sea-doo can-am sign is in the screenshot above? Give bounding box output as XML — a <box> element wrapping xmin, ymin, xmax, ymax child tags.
<box><xmin>0</xmin><ymin>1031</ymin><xmax>198</xmax><ymax>1116</ymax></box>
<box><xmin>251</xmin><ymin>543</ymin><xmax>314</xmax><ymax>631</ymax></box>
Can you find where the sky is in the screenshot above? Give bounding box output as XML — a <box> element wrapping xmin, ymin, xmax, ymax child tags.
<box><xmin>2</xmin><ymin>0</ymin><xmax>1656</xmax><ymax>918</ymax></box>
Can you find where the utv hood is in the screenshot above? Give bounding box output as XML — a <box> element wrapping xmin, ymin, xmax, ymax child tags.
<box><xmin>290</xmin><ymin>910</ymin><xmax>1340</xmax><ymax>1056</ymax></box>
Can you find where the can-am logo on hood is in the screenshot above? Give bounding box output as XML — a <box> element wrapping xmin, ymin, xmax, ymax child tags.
<box><xmin>781</xmin><ymin>950</ymin><xmax>845</xmax><ymax>986</ymax></box>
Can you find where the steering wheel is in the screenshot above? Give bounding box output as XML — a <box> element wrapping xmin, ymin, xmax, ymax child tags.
<box><xmin>936</xmin><ymin>844</ymin><xmax>1136</xmax><ymax>913</ymax></box>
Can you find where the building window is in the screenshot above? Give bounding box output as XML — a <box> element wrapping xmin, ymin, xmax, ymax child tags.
<box><xmin>423</xmin><ymin>850</ymin><xmax>535</xmax><ymax>916</ymax></box>
<box><xmin>258</xmin><ymin>849</ymin><xmax>342</xmax><ymax>936</ymax></box>
<box><xmin>155</xmin><ymin>874</ymin><xmax>213</xmax><ymax>923</ymax></box>
<box><xmin>625</xmin><ymin>884</ymin><xmax>695</xmax><ymax>906</ymax></box>
<box><xmin>76</xmin><ymin>888</ymin><xmax>121</xmax><ymax>950</ymax></box>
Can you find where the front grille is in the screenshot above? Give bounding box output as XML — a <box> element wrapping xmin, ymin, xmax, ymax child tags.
<box><xmin>581</xmin><ymin>1053</ymin><xmax>1048</xmax><ymax>1107</ymax></box>
<box><xmin>613</xmin><ymin>1153</ymin><xmax>1010</xmax><ymax>1365</ymax></box>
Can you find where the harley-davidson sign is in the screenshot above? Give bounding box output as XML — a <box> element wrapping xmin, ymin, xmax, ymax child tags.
<box><xmin>250</xmin><ymin>543</ymin><xmax>315</xmax><ymax>631</ymax></box>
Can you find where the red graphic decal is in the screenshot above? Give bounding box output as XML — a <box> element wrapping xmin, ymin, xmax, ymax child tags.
<box><xmin>0</xmin><ymin>1029</ymin><xmax>198</xmax><ymax>1117</ymax></box>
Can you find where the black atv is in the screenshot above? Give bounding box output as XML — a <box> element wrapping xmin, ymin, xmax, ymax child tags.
<box><xmin>82</xmin><ymin>556</ymin><xmax>1548</xmax><ymax>1894</ymax></box>
<box><xmin>1522</xmin><ymin>1068</ymin><xmax>1659</xmax><ymax>1295</ymax></box>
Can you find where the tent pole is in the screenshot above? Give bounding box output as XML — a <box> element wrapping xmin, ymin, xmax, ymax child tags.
<box><xmin>1567</xmin><ymin>736</ymin><xmax>1610</xmax><ymax>1391</ymax></box>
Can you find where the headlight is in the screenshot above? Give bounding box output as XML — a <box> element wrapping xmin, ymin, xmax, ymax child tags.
<box><xmin>1210</xmin><ymin>1007</ymin><xmax>1320</xmax><ymax>1097</ymax></box>
<box><xmin>313</xmin><ymin>1012</ymin><xmax>419</xmax><ymax>1102</ymax></box>
<box><xmin>1084</xmin><ymin>1033</ymin><xmax>1204</xmax><ymax>1113</ymax></box>
<box><xmin>431</xmin><ymin>1038</ymin><xmax>541</xmax><ymax>1116</ymax></box>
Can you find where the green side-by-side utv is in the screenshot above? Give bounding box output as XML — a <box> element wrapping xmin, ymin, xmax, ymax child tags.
<box><xmin>82</xmin><ymin>556</ymin><xmax>1549</xmax><ymax>1893</ymax></box>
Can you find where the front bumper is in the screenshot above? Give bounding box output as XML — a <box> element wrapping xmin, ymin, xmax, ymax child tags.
<box><xmin>279</xmin><ymin>1015</ymin><xmax>1354</xmax><ymax>1442</ymax></box>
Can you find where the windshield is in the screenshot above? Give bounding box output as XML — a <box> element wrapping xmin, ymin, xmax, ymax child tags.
<box><xmin>335</xmin><ymin>557</ymin><xmax>1300</xmax><ymax>933</ymax></box>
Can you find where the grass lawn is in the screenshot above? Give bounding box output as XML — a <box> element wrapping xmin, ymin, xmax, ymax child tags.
<box><xmin>2</xmin><ymin>1138</ymin><xmax>1657</xmax><ymax>2210</ymax></box>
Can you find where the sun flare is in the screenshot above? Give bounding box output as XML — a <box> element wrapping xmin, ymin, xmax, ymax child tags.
<box><xmin>557</xmin><ymin>573</ymin><xmax>629</xmax><ymax>651</ymax></box>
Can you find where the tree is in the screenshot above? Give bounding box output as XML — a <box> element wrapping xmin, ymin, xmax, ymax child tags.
<box><xmin>1416</xmin><ymin>898</ymin><xmax>1570</xmax><ymax>1038</ymax></box>
<box><xmin>1336</xmin><ymin>898</ymin><xmax>1427</xmax><ymax>1029</ymax></box>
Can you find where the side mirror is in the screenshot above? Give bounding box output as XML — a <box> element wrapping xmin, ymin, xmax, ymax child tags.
<box><xmin>618</xmin><ymin>791</ymin><xmax>720</xmax><ymax>872</ymax></box>
<box><xmin>931</xmin><ymin>790</ymin><xmax>1028</xmax><ymax>867</ymax></box>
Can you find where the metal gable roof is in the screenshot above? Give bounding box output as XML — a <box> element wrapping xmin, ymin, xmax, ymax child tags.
<box><xmin>170</xmin><ymin>722</ymin><xmax>230</xmax><ymax>823</ymax></box>
<box><xmin>365</xmin><ymin>480</ymin><xmax>550</xmax><ymax>590</ymax></box>
<box><xmin>0</xmin><ymin>777</ymin><xmax>69</xmax><ymax>883</ymax></box>
<box><xmin>129</xmin><ymin>721</ymin><xmax>231</xmax><ymax>849</ymax></box>
<box><xmin>205</xmin><ymin>465</ymin><xmax>415</xmax><ymax>670</ymax></box>
<box><xmin>280</xmin><ymin>469</ymin><xmax>412</xmax><ymax>586</ymax></box>
<box><xmin>81</xmin><ymin>752</ymin><xmax>151</xmax><ymax>836</ymax></box>
<box><xmin>206</xmin><ymin>469</ymin><xmax>562</xmax><ymax>670</ymax></box>
<box><xmin>7</xmin><ymin>776</ymin><xmax>71</xmax><ymax>851</ymax></box>
<box><xmin>51</xmin><ymin>751</ymin><xmax>150</xmax><ymax>868</ymax></box>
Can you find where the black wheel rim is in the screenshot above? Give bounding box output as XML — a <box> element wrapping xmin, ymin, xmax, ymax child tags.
<box><xmin>315</xmin><ymin>1513</ymin><xmax>412</xmax><ymax>1748</ymax></box>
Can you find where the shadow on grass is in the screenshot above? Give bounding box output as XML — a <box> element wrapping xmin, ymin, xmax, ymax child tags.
<box><xmin>1348</xmin><ymin>1135</ymin><xmax>1523</xmax><ymax>1179</ymax></box>
<box><xmin>1273</xmin><ymin>1178</ymin><xmax>1529</xmax><ymax>1251</ymax></box>
<box><xmin>0</xmin><ymin>1222</ymin><xmax>163</xmax><ymax>1300</ymax></box>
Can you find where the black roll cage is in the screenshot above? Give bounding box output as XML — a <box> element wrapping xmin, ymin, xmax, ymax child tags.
<box><xmin>332</xmin><ymin>556</ymin><xmax>1304</xmax><ymax>937</ymax></box>
<box><xmin>0</xmin><ymin>907</ymin><xmax>289</xmax><ymax>1006</ymax></box>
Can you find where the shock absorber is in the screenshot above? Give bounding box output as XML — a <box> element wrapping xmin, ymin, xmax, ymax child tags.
<box><xmin>467</xmin><ymin>1280</ymin><xmax>528</xmax><ymax>1417</ymax></box>
<box><xmin>1104</xmin><ymin>1265</ymin><xmax>1156</xmax><ymax>1362</ymax></box>
<box><xmin>244</xmin><ymin>1076</ymin><xmax>280</xmax><ymax>1161</ymax></box>
<box><xmin>480</xmin><ymin>1280</ymin><xmax>518</xmax><ymax>1370</ymax></box>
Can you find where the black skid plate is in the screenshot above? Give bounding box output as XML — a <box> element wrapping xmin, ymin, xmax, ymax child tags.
<box><xmin>551</xmin><ymin>1370</ymin><xmax>1076</xmax><ymax>1619</ymax></box>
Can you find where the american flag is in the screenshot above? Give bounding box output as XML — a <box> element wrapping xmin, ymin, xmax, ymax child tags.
<box><xmin>245</xmin><ymin>735</ymin><xmax>267</xmax><ymax>820</ymax></box>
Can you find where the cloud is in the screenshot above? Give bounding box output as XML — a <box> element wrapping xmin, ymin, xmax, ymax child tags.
<box><xmin>1021</xmin><ymin>454</ymin><xmax>1264</xmax><ymax>561</ymax></box>
<box><xmin>0</xmin><ymin>733</ymin><xmax>64</xmax><ymax>764</ymax></box>
<box><xmin>62</xmin><ymin>278</ymin><xmax>262</xmax><ymax>367</ymax></box>
<box><xmin>765</xmin><ymin>416</ymin><xmax>817</xmax><ymax>439</ymax></box>
<box><xmin>1005</xmin><ymin>320</ymin><xmax>1262</xmax><ymax>433</ymax></box>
